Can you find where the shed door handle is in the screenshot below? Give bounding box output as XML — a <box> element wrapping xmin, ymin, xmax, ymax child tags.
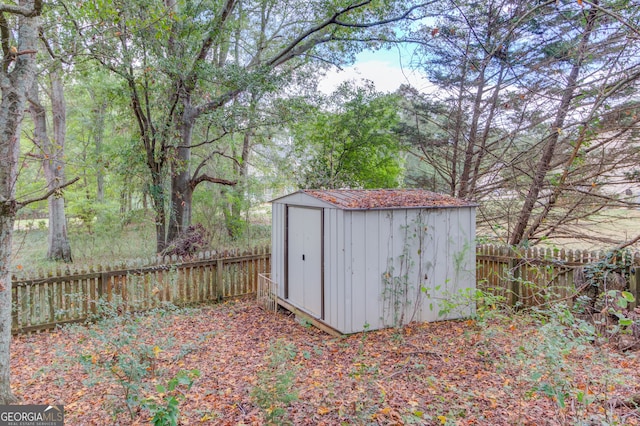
<box><xmin>302</xmin><ymin>254</ymin><xmax>305</xmax><ymax>261</ymax></box>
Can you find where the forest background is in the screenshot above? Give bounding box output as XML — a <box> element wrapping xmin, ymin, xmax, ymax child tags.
<box><xmin>6</xmin><ymin>0</ymin><xmax>640</xmax><ymax>269</ymax></box>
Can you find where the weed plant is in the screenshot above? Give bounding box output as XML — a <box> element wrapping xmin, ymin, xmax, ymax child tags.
<box><xmin>143</xmin><ymin>369</ymin><xmax>200</xmax><ymax>426</ymax></box>
<box><xmin>468</xmin><ymin>287</ymin><xmax>636</xmax><ymax>425</ymax></box>
<box><xmin>63</xmin><ymin>298</ymin><xmax>200</xmax><ymax>423</ymax></box>
<box><xmin>251</xmin><ymin>339</ymin><xmax>299</xmax><ymax>425</ymax></box>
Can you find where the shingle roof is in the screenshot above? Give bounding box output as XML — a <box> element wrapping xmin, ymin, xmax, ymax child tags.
<box><xmin>301</xmin><ymin>189</ymin><xmax>475</xmax><ymax>209</ymax></box>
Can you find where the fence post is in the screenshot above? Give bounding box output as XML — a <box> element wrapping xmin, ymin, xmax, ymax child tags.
<box><xmin>98</xmin><ymin>272</ymin><xmax>106</xmax><ymax>307</ymax></box>
<box><xmin>216</xmin><ymin>257</ymin><xmax>224</xmax><ymax>301</ymax></box>
<box><xmin>11</xmin><ymin>284</ymin><xmax>18</xmax><ymax>334</ymax></box>
<box><xmin>508</xmin><ymin>247</ymin><xmax>521</xmax><ymax>308</ymax></box>
<box><xmin>630</xmin><ymin>266</ymin><xmax>639</xmax><ymax>311</ymax></box>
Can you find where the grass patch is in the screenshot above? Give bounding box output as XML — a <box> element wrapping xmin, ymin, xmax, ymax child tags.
<box><xmin>11</xmin><ymin>220</ymin><xmax>156</xmax><ymax>270</ymax></box>
<box><xmin>10</xmin><ymin>214</ymin><xmax>270</xmax><ymax>270</ymax></box>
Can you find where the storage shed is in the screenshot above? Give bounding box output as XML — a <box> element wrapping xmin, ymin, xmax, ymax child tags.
<box><xmin>271</xmin><ymin>189</ymin><xmax>476</xmax><ymax>334</ymax></box>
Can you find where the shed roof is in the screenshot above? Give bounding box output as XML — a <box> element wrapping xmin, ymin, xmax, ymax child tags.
<box><xmin>284</xmin><ymin>189</ymin><xmax>476</xmax><ymax>210</ymax></box>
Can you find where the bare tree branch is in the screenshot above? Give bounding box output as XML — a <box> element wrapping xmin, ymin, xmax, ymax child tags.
<box><xmin>615</xmin><ymin>234</ymin><xmax>640</xmax><ymax>251</ymax></box>
<box><xmin>0</xmin><ymin>1</ymin><xmax>41</xmax><ymax>17</ymax></box>
<box><xmin>190</xmin><ymin>174</ymin><xmax>236</xmax><ymax>189</ymax></box>
<box><xmin>192</xmin><ymin>88</ymin><xmax>243</xmax><ymax>120</ymax></box>
<box><xmin>332</xmin><ymin>3</ymin><xmax>433</xmax><ymax>28</ymax></box>
<box><xmin>16</xmin><ymin>176</ymin><xmax>80</xmax><ymax>209</ymax></box>
<box><xmin>582</xmin><ymin>0</ymin><xmax>640</xmax><ymax>38</ymax></box>
<box><xmin>0</xmin><ymin>12</ymin><xmax>10</xmax><ymax>72</ymax></box>
<box><xmin>192</xmin><ymin>149</ymin><xmax>241</xmax><ymax>182</ymax></box>
<box><xmin>267</xmin><ymin>1</ymin><xmax>434</xmax><ymax>68</ymax></box>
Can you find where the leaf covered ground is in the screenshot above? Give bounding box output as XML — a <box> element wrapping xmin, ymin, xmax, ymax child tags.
<box><xmin>10</xmin><ymin>297</ymin><xmax>640</xmax><ymax>425</ymax></box>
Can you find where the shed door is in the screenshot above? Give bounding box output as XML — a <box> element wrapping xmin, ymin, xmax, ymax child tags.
<box><xmin>287</xmin><ymin>206</ymin><xmax>323</xmax><ymax>318</ymax></box>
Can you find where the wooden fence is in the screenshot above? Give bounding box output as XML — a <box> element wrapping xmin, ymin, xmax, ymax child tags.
<box><xmin>11</xmin><ymin>247</ymin><xmax>270</xmax><ymax>334</ymax></box>
<box><xmin>11</xmin><ymin>244</ymin><xmax>640</xmax><ymax>333</ymax></box>
<box><xmin>476</xmin><ymin>244</ymin><xmax>640</xmax><ymax>309</ymax></box>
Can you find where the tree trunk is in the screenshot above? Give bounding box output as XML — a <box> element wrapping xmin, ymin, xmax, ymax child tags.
<box><xmin>150</xmin><ymin>171</ymin><xmax>167</xmax><ymax>253</ymax></box>
<box><xmin>122</xmin><ymin>72</ymin><xmax>169</xmax><ymax>252</ymax></box>
<box><xmin>0</xmin><ymin>150</ymin><xmax>17</xmax><ymax>404</ymax></box>
<box><xmin>468</xmin><ymin>65</ymin><xmax>505</xmax><ymax>197</ymax></box>
<box><xmin>29</xmin><ymin>79</ymin><xmax>73</xmax><ymax>262</ymax></box>
<box><xmin>167</xmin><ymin>113</ymin><xmax>194</xmax><ymax>245</ymax></box>
<box><xmin>0</xmin><ymin>212</ymin><xmax>17</xmax><ymax>405</ymax></box>
<box><xmin>448</xmin><ymin>37</ymin><xmax>471</xmax><ymax>196</ymax></box>
<box><xmin>0</xmin><ymin>0</ymin><xmax>41</xmax><ymax>404</ymax></box>
<box><xmin>168</xmin><ymin>145</ymin><xmax>192</xmax><ymax>244</ymax></box>
<box><xmin>93</xmin><ymin>100</ymin><xmax>107</xmax><ymax>203</ymax></box>
<box><xmin>222</xmin><ymin>120</ymin><xmax>253</xmax><ymax>239</ymax></box>
<box><xmin>47</xmin><ymin>66</ymin><xmax>72</xmax><ymax>262</ymax></box>
<box><xmin>457</xmin><ymin>65</ymin><xmax>486</xmax><ymax>199</ymax></box>
<box><xmin>508</xmin><ymin>7</ymin><xmax>599</xmax><ymax>246</ymax></box>
<box><xmin>225</xmin><ymin>129</ymin><xmax>252</xmax><ymax>239</ymax></box>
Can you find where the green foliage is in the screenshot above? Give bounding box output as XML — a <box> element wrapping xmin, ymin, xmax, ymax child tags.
<box><xmin>471</xmin><ymin>287</ymin><xmax>509</xmax><ymax>324</ymax></box>
<box><xmin>64</xmin><ymin>0</ymin><xmax>423</xmax><ymax>252</ymax></box>
<box><xmin>10</xmin><ymin>205</ymin><xmax>268</xmax><ymax>269</ymax></box>
<box><xmin>143</xmin><ymin>369</ymin><xmax>201</xmax><ymax>426</ymax></box>
<box><xmin>191</xmin><ymin>183</ymin><xmax>272</xmax><ymax>249</ymax></box>
<box><xmin>220</xmin><ymin>187</ymin><xmax>250</xmax><ymax>241</ymax></box>
<box><xmin>292</xmin><ymin>81</ymin><xmax>404</xmax><ymax>189</ymax></box>
<box><xmin>397</xmin><ymin>0</ymin><xmax>640</xmax><ymax>248</ymax></box>
<box><xmin>454</xmin><ymin>298</ymin><xmax>633</xmax><ymax>424</ymax></box>
<box><xmin>436</xmin><ymin>279</ymin><xmax>631</xmax><ymax>423</ymax></box>
<box><xmin>602</xmin><ymin>290</ymin><xmax>636</xmax><ymax>333</ymax></box>
<box><xmin>583</xmin><ymin>249</ymin><xmax>632</xmax><ymax>290</ymax></box>
<box><xmin>518</xmin><ymin>304</ymin><xmax>604</xmax><ymax>414</ymax></box>
<box><xmin>251</xmin><ymin>340</ymin><xmax>299</xmax><ymax>425</ymax></box>
<box><xmin>75</xmin><ymin>299</ymin><xmax>176</xmax><ymax>421</ymax></box>
<box><xmin>65</xmin><ymin>197</ymin><xmax>98</xmax><ymax>233</ymax></box>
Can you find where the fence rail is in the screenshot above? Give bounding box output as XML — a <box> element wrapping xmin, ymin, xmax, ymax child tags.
<box><xmin>10</xmin><ymin>244</ymin><xmax>640</xmax><ymax>333</ymax></box>
<box><xmin>476</xmin><ymin>244</ymin><xmax>640</xmax><ymax>309</ymax></box>
<box><xmin>11</xmin><ymin>247</ymin><xmax>270</xmax><ymax>334</ymax></box>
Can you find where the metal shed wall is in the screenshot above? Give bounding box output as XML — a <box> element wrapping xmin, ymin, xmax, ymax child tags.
<box><xmin>271</xmin><ymin>192</ymin><xmax>476</xmax><ymax>334</ymax></box>
<box><xmin>326</xmin><ymin>207</ymin><xmax>475</xmax><ymax>333</ymax></box>
<box><xmin>271</xmin><ymin>201</ymin><xmax>286</xmax><ymax>300</ymax></box>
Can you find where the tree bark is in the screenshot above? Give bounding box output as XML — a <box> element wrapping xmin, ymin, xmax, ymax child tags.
<box><xmin>448</xmin><ymin>36</ymin><xmax>470</xmax><ymax>196</ymax></box>
<box><xmin>167</xmin><ymin>139</ymin><xmax>192</xmax><ymax>244</ymax></box>
<box><xmin>222</xmin><ymin>139</ymin><xmax>249</xmax><ymax>239</ymax></box>
<box><xmin>457</xmin><ymin>64</ymin><xmax>486</xmax><ymax>199</ymax></box>
<box><xmin>150</xmin><ymin>170</ymin><xmax>167</xmax><ymax>253</ymax></box>
<box><xmin>29</xmin><ymin>80</ymin><xmax>71</xmax><ymax>262</ymax></box>
<box><xmin>508</xmin><ymin>6</ymin><xmax>599</xmax><ymax>246</ymax></box>
<box><xmin>467</xmin><ymin>65</ymin><xmax>505</xmax><ymax>197</ymax></box>
<box><xmin>46</xmin><ymin>66</ymin><xmax>72</xmax><ymax>262</ymax></box>
<box><xmin>0</xmin><ymin>210</ymin><xmax>16</xmax><ymax>404</ymax></box>
<box><xmin>0</xmin><ymin>0</ymin><xmax>41</xmax><ymax>405</ymax></box>
<box><xmin>92</xmin><ymin>99</ymin><xmax>107</xmax><ymax>203</ymax></box>
<box><xmin>223</xmin><ymin>94</ymin><xmax>256</xmax><ymax>240</ymax></box>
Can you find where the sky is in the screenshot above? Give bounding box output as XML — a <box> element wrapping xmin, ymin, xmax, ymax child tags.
<box><xmin>317</xmin><ymin>48</ymin><xmax>432</xmax><ymax>94</ymax></box>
